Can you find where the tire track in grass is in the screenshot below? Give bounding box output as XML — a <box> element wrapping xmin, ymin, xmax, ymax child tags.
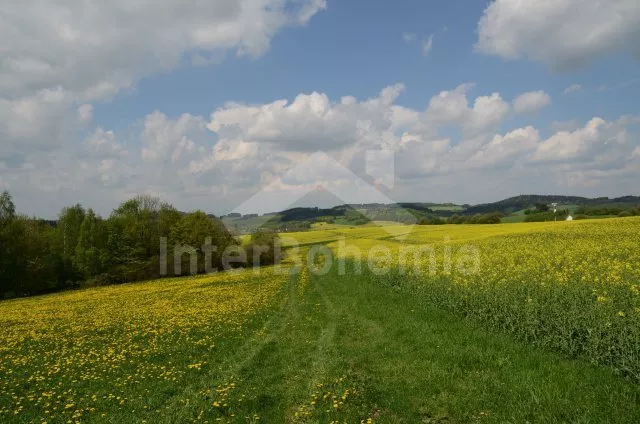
<box><xmin>156</xmin><ymin>266</ymin><xmax>303</xmax><ymax>423</ymax></box>
<box><xmin>287</xmin><ymin>267</ymin><xmax>338</xmax><ymax>414</ymax></box>
<box><xmin>288</xmin><ymin>264</ymin><xmax>385</xmax><ymax>423</ymax></box>
<box><xmin>229</xmin><ymin>261</ymin><xmax>337</xmax><ymax>422</ymax></box>
<box><xmin>224</xmin><ymin>267</ymin><xmax>304</xmax><ymax>375</ymax></box>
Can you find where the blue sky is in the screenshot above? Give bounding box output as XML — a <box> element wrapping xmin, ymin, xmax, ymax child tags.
<box><xmin>2</xmin><ymin>0</ymin><xmax>640</xmax><ymax>216</ymax></box>
<box><xmin>92</xmin><ymin>0</ymin><xmax>639</xmax><ymax>128</ymax></box>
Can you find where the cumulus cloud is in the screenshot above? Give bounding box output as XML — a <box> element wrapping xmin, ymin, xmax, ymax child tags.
<box><xmin>0</xmin><ymin>0</ymin><xmax>326</xmax><ymax>101</ymax></box>
<box><xmin>3</xmin><ymin>82</ymin><xmax>640</xmax><ymax>216</ymax></box>
<box><xmin>425</xmin><ymin>84</ymin><xmax>510</xmax><ymax>136</ymax></box>
<box><xmin>208</xmin><ymin>84</ymin><xmax>406</xmax><ymax>152</ymax></box>
<box><xmin>84</xmin><ymin>128</ymin><xmax>128</xmax><ymax>160</ymax></box>
<box><xmin>532</xmin><ymin>116</ymin><xmax>638</xmax><ymax>163</ymax></box>
<box><xmin>513</xmin><ymin>91</ymin><xmax>551</xmax><ymax>114</ymax></box>
<box><xmin>467</xmin><ymin>126</ymin><xmax>540</xmax><ymax>168</ymax></box>
<box><xmin>0</xmin><ymin>0</ymin><xmax>327</xmax><ymax>166</ymax></box>
<box><xmin>140</xmin><ymin>112</ymin><xmax>207</xmax><ymax>163</ymax></box>
<box><xmin>476</xmin><ymin>0</ymin><xmax>640</xmax><ymax>71</ymax></box>
<box><xmin>77</xmin><ymin>104</ymin><xmax>93</xmax><ymax>124</ymax></box>
<box><xmin>0</xmin><ymin>88</ymin><xmax>77</xmax><ymax>161</ymax></box>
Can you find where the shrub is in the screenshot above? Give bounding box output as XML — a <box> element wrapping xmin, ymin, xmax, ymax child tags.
<box><xmin>244</xmin><ymin>230</ymin><xmax>282</xmax><ymax>267</ymax></box>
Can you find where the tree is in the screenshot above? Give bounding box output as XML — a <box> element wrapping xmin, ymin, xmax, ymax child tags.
<box><xmin>21</xmin><ymin>218</ymin><xmax>59</xmax><ymax>293</ymax></box>
<box><xmin>57</xmin><ymin>204</ymin><xmax>86</xmax><ymax>285</ymax></box>
<box><xmin>245</xmin><ymin>230</ymin><xmax>281</xmax><ymax>266</ymax></box>
<box><xmin>102</xmin><ymin>195</ymin><xmax>170</xmax><ymax>282</ymax></box>
<box><xmin>477</xmin><ymin>212</ymin><xmax>503</xmax><ymax>224</ymax></box>
<box><xmin>535</xmin><ymin>203</ymin><xmax>550</xmax><ymax>212</ymax></box>
<box><xmin>0</xmin><ymin>190</ymin><xmax>16</xmax><ymax>222</ymax></box>
<box><xmin>1</xmin><ymin>192</ymin><xmax>61</xmax><ymax>295</ymax></box>
<box><xmin>75</xmin><ymin>209</ymin><xmax>108</xmax><ymax>278</ymax></box>
<box><xmin>170</xmin><ymin>211</ymin><xmax>237</xmax><ymax>274</ymax></box>
<box><xmin>0</xmin><ymin>192</ymin><xmax>267</xmax><ymax>297</ymax></box>
<box><xmin>159</xmin><ymin>204</ymin><xmax>182</xmax><ymax>238</ymax></box>
<box><xmin>0</xmin><ymin>192</ymin><xmax>22</xmax><ymax>295</ymax></box>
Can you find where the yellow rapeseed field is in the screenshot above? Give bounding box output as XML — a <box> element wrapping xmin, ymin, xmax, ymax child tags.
<box><xmin>2</xmin><ymin>217</ymin><xmax>640</xmax><ymax>422</ymax></box>
<box><xmin>299</xmin><ymin>217</ymin><xmax>640</xmax><ymax>378</ymax></box>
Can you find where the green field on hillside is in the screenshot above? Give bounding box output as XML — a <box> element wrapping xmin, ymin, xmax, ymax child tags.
<box><xmin>2</xmin><ymin>218</ymin><xmax>640</xmax><ymax>422</ymax></box>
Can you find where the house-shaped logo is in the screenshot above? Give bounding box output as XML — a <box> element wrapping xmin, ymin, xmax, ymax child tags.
<box><xmin>225</xmin><ymin>151</ymin><xmax>417</xmax><ymax>238</ymax></box>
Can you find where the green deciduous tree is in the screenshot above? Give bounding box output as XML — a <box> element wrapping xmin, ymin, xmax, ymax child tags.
<box><xmin>75</xmin><ymin>209</ymin><xmax>108</xmax><ymax>278</ymax></box>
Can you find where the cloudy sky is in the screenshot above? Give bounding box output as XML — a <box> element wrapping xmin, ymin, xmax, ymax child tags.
<box><xmin>2</xmin><ymin>0</ymin><xmax>640</xmax><ymax>217</ymax></box>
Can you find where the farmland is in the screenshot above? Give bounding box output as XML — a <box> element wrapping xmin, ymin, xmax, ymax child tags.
<box><xmin>1</xmin><ymin>218</ymin><xmax>640</xmax><ymax>422</ymax></box>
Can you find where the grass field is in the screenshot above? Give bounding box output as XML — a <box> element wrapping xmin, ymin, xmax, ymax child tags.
<box><xmin>2</xmin><ymin>218</ymin><xmax>640</xmax><ymax>422</ymax></box>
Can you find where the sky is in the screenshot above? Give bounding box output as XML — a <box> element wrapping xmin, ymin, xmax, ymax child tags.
<box><xmin>2</xmin><ymin>0</ymin><xmax>640</xmax><ymax>217</ymax></box>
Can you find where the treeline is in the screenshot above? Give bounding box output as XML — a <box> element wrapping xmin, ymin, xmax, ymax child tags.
<box><xmin>263</xmin><ymin>206</ymin><xmax>371</xmax><ymax>230</ymax></box>
<box><xmin>418</xmin><ymin>212</ymin><xmax>504</xmax><ymax>225</ymax></box>
<box><xmin>522</xmin><ymin>204</ymin><xmax>570</xmax><ymax>222</ymax></box>
<box><xmin>0</xmin><ymin>191</ymin><xmax>279</xmax><ymax>298</ymax></box>
<box><xmin>574</xmin><ymin>206</ymin><xmax>640</xmax><ymax>217</ymax></box>
<box><xmin>463</xmin><ymin>195</ymin><xmax>588</xmax><ymax>215</ymax></box>
<box><xmin>524</xmin><ymin>210</ymin><xmax>570</xmax><ymax>222</ymax></box>
<box><xmin>463</xmin><ymin>195</ymin><xmax>640</xmax><ymax>216</ymax></box>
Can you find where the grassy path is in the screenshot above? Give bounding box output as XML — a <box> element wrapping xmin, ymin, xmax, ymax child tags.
<box><xmin>152</xmin><ymin>263</ymin><xmax>640</xmax><ymax>423</ymax></box>
<box><xmin>157</xmin><ymin>270</ymin><xmax>304</xmax><ymax>423</ymax></box>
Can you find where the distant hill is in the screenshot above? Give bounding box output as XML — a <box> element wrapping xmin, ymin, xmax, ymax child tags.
<box><xmin>462</xmin><ymin>195</ymin><xmax>640</xmax><ymax>216</ymax></box>
<box><xmin>220</xmin><ymin>194</ymin><xmax>640</xmax><ymax>233</ymax></box>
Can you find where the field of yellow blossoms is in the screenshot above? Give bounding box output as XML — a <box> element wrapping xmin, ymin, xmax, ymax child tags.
<box><xmin>314</xmin><ymin>217</ymin><xmax>640</xmax><ymax>379</ymax></box>
<box><xmin>0</xmin><ymin>269</ymin><xmax>290</xmax><ymax>423</ymax></box>
<box><xmin>0</xmin><ymin>262</ymin><xmax>378</xmax><ymax>423</ymax></box>
<box><xmin>2</xmin><ymin>217</ymin><xmax>640</xmax><ymax>422</ymax></box>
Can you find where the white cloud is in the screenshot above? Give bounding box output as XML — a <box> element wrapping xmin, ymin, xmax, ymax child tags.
<box><xmin>0</xmin><ymin>0</ymin><xmax>327</xmax><ymax>163</ymax></box>
<box><xmin>0</xmin><ymin>0</ymin><xmax>327</xmax><ymax>101</ymax></box>
<box><xmin>424</xmin><ymin>84</ymin><xmax>511</xmax><ymax>136</ymax></box>
<box><xmin>140</xmin><ymin>111</ymin><xmax>207</xmax><ymax>163</ymax></box>
<box><xmin>0</xmin><ymin>88</ymin><xmax>76</xmax><ymax>159</ymax></box>
<box><xmin>476</xmin><ymin>0</ymin><xmax>640</xmax><ymax>71</ymax></box>
<box><xmin>3</xmin><ymin>83</ymin><xmax>640</xmax><ymax>216</ymax></box>
<box><xmin>84</xmin><ymin>128</ymin><xmax>128</xmax><ymax>160</ymax></box>
<box><xmin>467</xmin><ymin>126</ymin><xmax>540</xmax><ymax>168</ymax></box>
<box><xmin>77</xmin><ymin>104</ymin><xmax>93</xmax><ymax>124</ymax></box>
<box><xmin>208</xmin><ymin>84</ymin><xmax>406</xmax><ymax>152</ymax></box>
<box><xmin>513</xmin><ymin>91</ymin><xmax>551</xmax><ymax>114</ymax></box>
<box><xmin>564</xmin><ymin>84</ymin><xmax>583</xmax><ymax>95</ymax></box>
<box><xmin>422</xmin><ymin>34</ymin><xmax>434</xmax><ymax>56</ymax></box>
<box><xmin>467</xmin><ymin>93</ymin><xmax>511</xmax><ymax>134</ymax></box>
<box><xmin>532</xmin><ymin>116</ymin><xmax>637</xmax><ymax>163</ymax></box>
